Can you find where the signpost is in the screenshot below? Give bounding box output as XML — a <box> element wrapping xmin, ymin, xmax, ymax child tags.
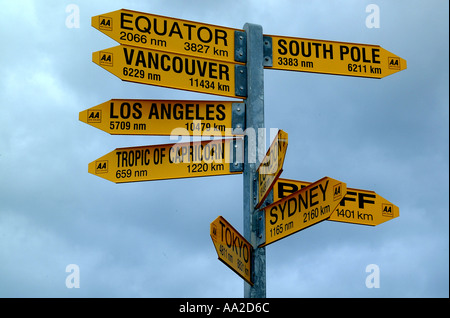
<box><xmin>274</xmin><ymin>178</ymin><xmax>399</xmax><ymax>226</ymax></box>
<box><xmin>79</xmin><ymin>99</ymin><xmax>245</xmax><ymax>136</ymax></box>
<box><xmin>210</xmin><ymin>216</ymin><xmax>253</xmax><ymax>285</ymax></box>
<box><xmin>92</xmin><ymin>44</ymin><xmax>247</xmax><ymax>98</ymax></box>
<box><xmin>266</xmin><ymin>35</ymin><xmax>407</xmax><ymax>78</ymax></box>
<box><xmin>261</xmin><ymin>177</ymin><xmax>347</xmax><ymax>246</ymax></box>
<box><xmin>91</xmin><ymin>9</ymin><xmax>243</xmax><ymax>63</ymax></box>
<box><xmin>255</xmin><ymin>130</ymin><xmax>288</xmax><ymax>209</ymax></box>
<box><xmin>86</xmin><ymin>8</ymin><xmax>405</xmax><ymax>299</ymax></box>
<box><xmin>88</xmin><ymin>138</ymin><xmax>243</xmax><ymax>183</ymax></box>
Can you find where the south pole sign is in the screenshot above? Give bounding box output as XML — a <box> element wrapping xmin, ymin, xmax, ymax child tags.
<box><xmin>266</xmin><ymin>35</ymin><xmax>407</xmax><ymax>78</ymax></box>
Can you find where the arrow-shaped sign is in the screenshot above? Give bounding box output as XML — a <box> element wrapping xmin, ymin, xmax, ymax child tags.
<box><xmin>88</xmin><ymin>138</ymin><xmax>243</xmax><ymax>183</ymax></box>
<box><xmin>274</xmin><ymin>178</ymin><xmax>399</xmax><ymax>226</ymax></box>
<box><xmin>210</xmin><ymin>216</ymin><xmax>253</xmax><ymax>285</ymax></box>
<box><xmin>79</xmin><ymin>99</ymin><xmax>245</xmax><ymax>136</ymax></box>
<box><xmin>92</xmin><ymin>45</ymin><xmax>246</xmax><ymax>98</ymax></box>
<box><xmin>265</xmin><ymin>35</ymin><xmax>407</xmax><ymax>78</ymax></box>
<box><xmin>255</xmin><ymin>130</ymin><xmax>288</xmax><ymax>208</ymax></box>
<box><xmin>261</xmin><ymin>176</ymin><xmax>347</xmax><ymax>246</ymax></box>
<box><xmin>91</xmin><ymin>9</ymin><xmax>242</xmax><ymax>63</ymax></box>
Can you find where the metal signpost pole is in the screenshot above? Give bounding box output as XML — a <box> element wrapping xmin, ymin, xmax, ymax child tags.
<box><xmin>243</xmin><ymin>23</ymin><xmax>266</xmax><ymax>298</ymax></box>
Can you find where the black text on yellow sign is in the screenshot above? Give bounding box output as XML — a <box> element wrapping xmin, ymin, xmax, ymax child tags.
<box><xmin>266</xmin><ymin>35</ymin><xmax>407</xmax><ymax>78</ymax></box>
<box><xmin>88</xmin><ymin>138</ymin><xmax>243</xmax><ymax>183</ymax></box>
<box><xmin>79</xmin><ymin>99</ymin><xmax>245</xmax><ymax>136</ymax></box>
<box><xmin>92</xmin><ymin>45</ymin><xmax>246</xmax><ymax>98</ymax></box>
<box><xmin>274</xmin><ymin>178</ymin><xmax>399</xmax><ymax>226</ymax></box>
<box><xmin>255</xmin><ymin>130</ymin><xmax>288</xmax><ymax>208</ymax></box>
<box><xmin>91</xmin><ymin>9</ymin><xmax>242</xmax><ymax>63</ymax></box>
<box><xmin>210</xmin><ymin>216</ymin><xmax>253</xmax><ymax>285</ymax></box>
<box><xmin>262</xmin><ymin>177</ymin><xmax>347</xmax><ymax>246</ymax></box>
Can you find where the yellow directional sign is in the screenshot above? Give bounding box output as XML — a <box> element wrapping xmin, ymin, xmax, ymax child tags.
<box><xmin>91</xmin><ymin>9</ymin><xmax>241</xmax><ymax>63</ymax></box>
<box><xmin>266</xmin><ymin>35</ymin><xmax>407</xmax><ymax>78</ymax></box>
<box><xmin>92</xmin><ymin>45</ymin><xmax>245</xmax><ymax>98</ymax></box>
<box><xmin>79</xmin><ymin>99</ymin><xmax>245</xmax><ymax>136</ymax></box>
<box><xmin>255</xmin><ymin>130</ymin><xmax>288</xmax><ymax>208</ymax></box>
<box><xmin>262</xmin><ymin>177</ymin><xmax>346</xmax><ymax>246</ymax></box>
<box><xmin>88</xmin><ymin>138</ymin><xmax>243</xmax><ymax>183</ymax></box>
<box><xmin>210</xmin><ymin>216</ymin><xmax>252</xmax><ymax>285</ymax></box>
<box><xmin>274</xmin><ymin>178</ymin><xmax>399</xmax><ymax>226</ymax></box>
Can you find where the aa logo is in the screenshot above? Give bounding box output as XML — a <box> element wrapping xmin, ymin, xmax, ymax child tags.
<box><xmin>99</xmin><ymin>52</ymin><xmax>113</xmax><ymax>67</ymax></box>
<box><xmin>333</xmin><ymin>183</ymin><xmax>343</xmax><ymax>201</ymax></box>
<box><xmin>95</xmin><ymin>160</ymin><xmax>108</xmax><ymax>174</ymax></box>
<box><xmin>388</xmin><ymin>57</ymin><xmax>400</xmax><ymax>70</ymax></box>
<box><xmin>382</xmin><ymin>203</ymin><xmax>393</xmax><ymax>217</ymax></box>
<box><xmin>87</xmin><ymin>110</ymin><xmax>102</xmax><ymax>123</ymax></box>
<box><xmin>211</xmin><ymin>224</ymin><xmax>217</xmax><ymax>239</ymax></box>
<box><xmin>99</xmin><ymin>16</ymin><xmax>112</xmax><ymax>31</ymax></box>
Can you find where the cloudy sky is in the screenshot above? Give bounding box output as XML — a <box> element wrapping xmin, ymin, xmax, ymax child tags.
<box><xmin>0</xmin><ymin>0</ymin><xmax>448</xmax><ymax>298</ymax></box>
